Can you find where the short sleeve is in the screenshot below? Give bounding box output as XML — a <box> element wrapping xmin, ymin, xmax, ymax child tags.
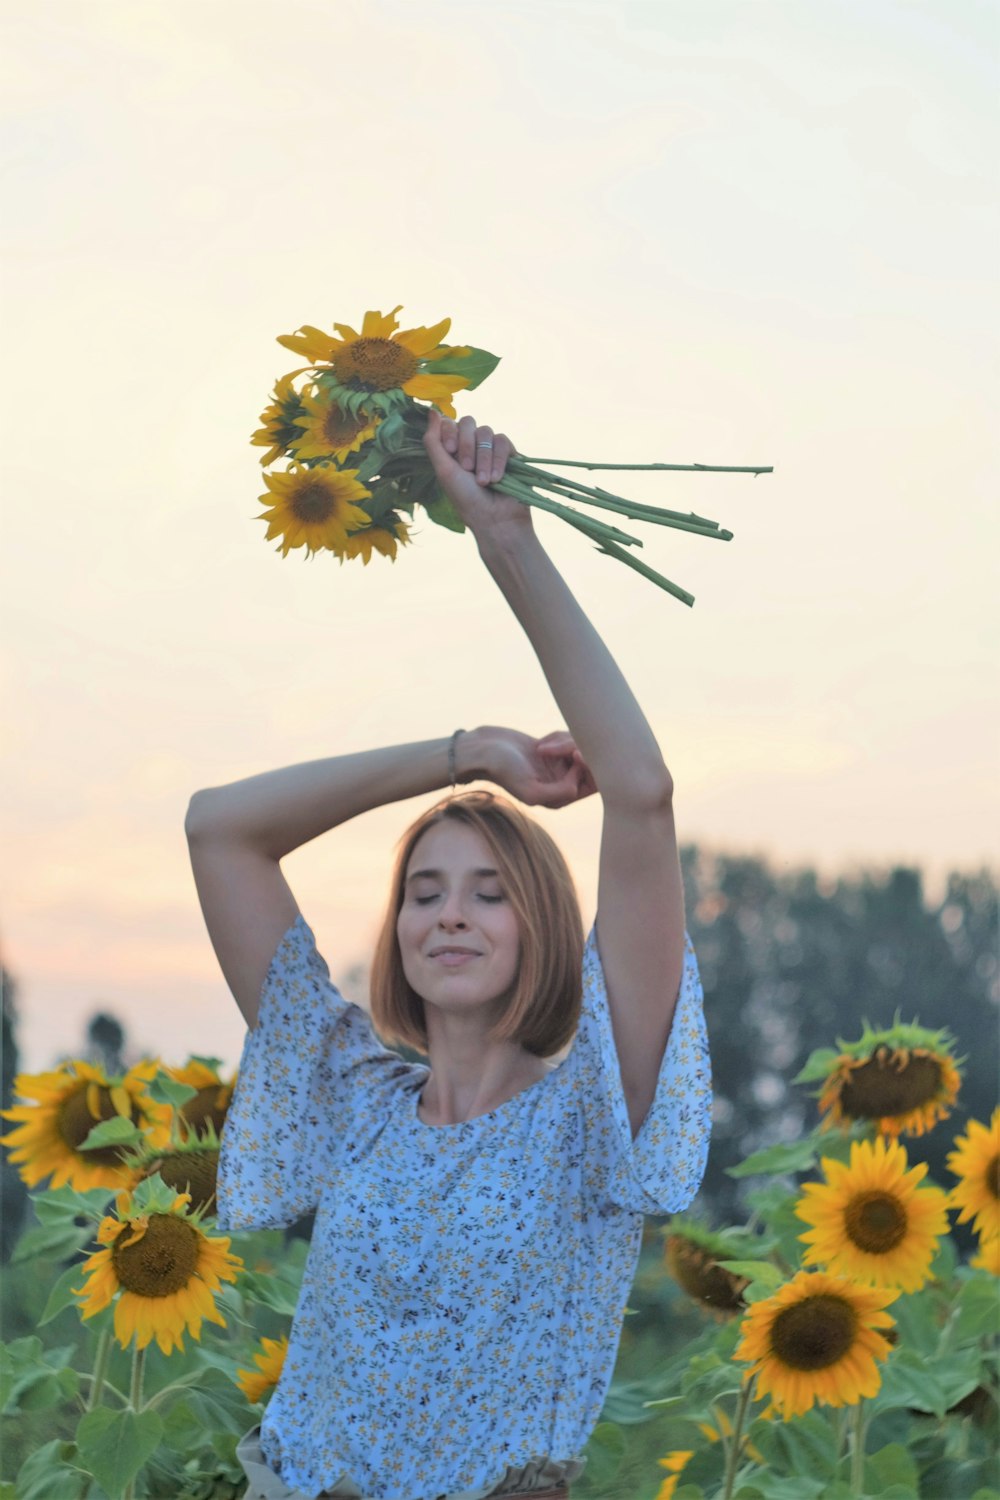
<box><xmin>214</xmin><ymin>914</ymin><xmax>402</xmax><ymax>1232</ymax></box>
<box><xmin>570</xmin><ymin>921</ymin><xmax>712</xmax><ymax>1215</ymax></box>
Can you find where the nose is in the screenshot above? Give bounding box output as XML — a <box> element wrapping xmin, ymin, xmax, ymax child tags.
<box><xmin>437</xmin><ymin>889</ymin><xmax>469</xmax><ymax>928</ymax></box>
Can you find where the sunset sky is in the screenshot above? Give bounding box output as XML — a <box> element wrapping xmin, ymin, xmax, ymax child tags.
<box><xmin>2</xmin><ymin>0</ymin><xmax>996</xmax><ymax>1078</ymax></box>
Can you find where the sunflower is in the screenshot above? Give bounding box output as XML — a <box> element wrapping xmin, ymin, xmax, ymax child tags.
<box><xmin>971</xmin><ymin>1235</ymin><xmax>1000</xmax><ymax>1275</ymax></box>
<box><xmin>815</xmin><ymin>1021</ymin><xmax>962</xmax><ymax>1137</ymax></box>
<box><xmin>276</xmin><ymin>305</ymin><xmax>472</xmax><ymax>418</ymax></box>
<box><xmin>250</xmin><ymin>373</ymin><xmax>310</xmax><ymax>466</ymax></box>
<box><xmin>0</xmin><ymin>1059</ymin><xmax>172</xmax><ymax>1192</ymax></box>
<box><xmin>71</xmin><ymin>1180</ymin><xmax>242</xmax><ymax>1354</ymax></box>
<box><xmin>258</xmin><ymin>464</ymin><xmax>372</xmax><ymax>557</ymax></box>
<box><xmin>654</xmin><ymin>1450</ymin><xmax>693</xmax><ymax>1500</ymax></box>
<box><xmin>341</xmin><ymin>514</ymin><xmax>411</xmax><ymax>566</ymax></box>
<box><xmin>947</xmin><ymin>1108</ymin><xmax>1000</xmax><ymax>1242</ymax></box>
<box><xmin>286</xmin><ymin>386</ymin><xmax>381</xmax><ymax>464</ymax></box>
<box><xmin>236</xmin><ymin>1332</ymin><xmax>289</xmax><ymax>1404</ymax></box>
<box><xmin>164</xmin><ymin>1058</ymin><xmax>235</xmax><ymax>1144</ymax></box>
<box><xmin>733</xmin><ymin>1268</ymin><xmax>897</xmax><ymax>1419</ymax></box>
<box><xmin>795</xmin><ymin>1135</ymin><xmax>948</xmax><ymax>1292</ymax></box>
<box><xmin>124</xmin><ymin>1116</ymin><xmax>222</xmax><ymax>1217</ymax></box>
<box><xmin>663</xmin><ymin>1218</ymin><xmax>758</xmax><ymax>1318</ymax></box>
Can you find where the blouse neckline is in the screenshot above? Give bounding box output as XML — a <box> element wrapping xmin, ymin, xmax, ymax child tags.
<box><xmin>410</xmin><ymin>1057</ymin><xmax>565</xmax><ymax>1131</ymax></box>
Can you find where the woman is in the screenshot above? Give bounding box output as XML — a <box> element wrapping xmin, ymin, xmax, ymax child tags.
<box><xmin>186</xmin><ymin>410</ymin><xmax>712</xmax><ymax>1500</ymax></box>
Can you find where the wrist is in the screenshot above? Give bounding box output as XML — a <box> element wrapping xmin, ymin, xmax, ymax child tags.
<box><xmin>452</xmin><ymin>726</ymin><xmax>496</xmax><ymax>785</ymax></box>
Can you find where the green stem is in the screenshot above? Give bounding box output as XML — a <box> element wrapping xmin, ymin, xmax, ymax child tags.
<box><xmin>122</xmin><ymin>1344</ymin><xmax>148</xmax><ymax>1500</ymax></box>
<box><xmin>518</xmin><ymin>455</ymin><xmax>773</xmax><ymax>475</ymax></box>
<box><xmin>721</xmin><ymin>1378</ymin><xmax>756</xmax><ymax>1500</ymax></box>
<box><xmin>590</xmin><ymin>535</ymin><xmax>696</xmax><ymax>607</ymax></box>
<box><xmin>849</xmin><ymin>1399</ymin><xmax>866</xmax><ymax>1497</ymax></box>
<box><xmin>525</xmin><ymin>474</ymin><xmax>733</xmax><ymax>540</ymax></box>
<box><xmin>85</xmin><ymin>1329</ymin><xmax>114</xmax><ymax>1413</ymax></box>
<box><xmin>511</xmin><ymin>458</ymin><xmax>726</xmax><ymax>531</ymax></box>
<box><xmin>494</xmin><ymin>476</ymin><xmax>643</xmax><ymax>548</ymax></box>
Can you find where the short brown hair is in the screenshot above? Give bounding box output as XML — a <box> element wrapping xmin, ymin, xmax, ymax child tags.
<box><xmin>370</xmin><ymin>790</ymin><xmax>584</xmax><ymax>1057</ymax></box>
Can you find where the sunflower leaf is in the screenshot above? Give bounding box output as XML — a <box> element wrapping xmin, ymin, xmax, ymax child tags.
<box><xmin>717</xmin><ymin>1260</ymin><xmax>784</xmax><ymax>1289</ymax></box>
<box><xmin>727</xmin><ymin>1139</ymin><xmax>820</xmax><ymax>1179</ymax></box>
<box><xmin>75</xmin><ymin>1406</ymin><xmax>164</xmax><ymax>1497</ymax></box>
<box><xmin>424</xmin><ymin>345</ymin><xmax>500</xmax><ymax>389</ymax></box>
<box><xmin>77</xmin><ymin>1114</ymin><xmax>146</xmax><ymax>1152</ymax></box>
<box><xmin>12</xmin><ymin>1220</ymin><xmax>88</xmax><ymax>1265</ymax></box>
<box><xmin>955</xmin><ymin>1273</ymin><xmax>1000</xmax><ymax>1341</ymax></box>
<box><xmin>423</xmin><ymin>491</ymin><xmax>467</xmax><ymax>533</ymax></box>
<box><xmin>792</xmin><ymin>1048</ymin><xmax>842</xmax><ymax>1084</ymax></box>
<box><xmin>145</xmin><ymin>1071</ymin><xmax>198</xmax><ymax>1110</ymax></box>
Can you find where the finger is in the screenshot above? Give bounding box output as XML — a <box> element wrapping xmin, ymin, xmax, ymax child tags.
<box><xmin>475</xmin><ymin>425</ymin><xmax>495</xmax><ymax>485</ymax></box>
<box><xmin>456</xmin><ymin>414</ymin><xmax>477</xmax><ymax>471</ymax></box>
<box><xmin>490</xmin><ymin>432</ymin><xmax>513</xmax><ymax>484</ymax></box>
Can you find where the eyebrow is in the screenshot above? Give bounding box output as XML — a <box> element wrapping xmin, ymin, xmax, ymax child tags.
<box><xmin>405</xmin><ymin>867</ymin><xmax>500</xmax><ymax>885</ymax></box>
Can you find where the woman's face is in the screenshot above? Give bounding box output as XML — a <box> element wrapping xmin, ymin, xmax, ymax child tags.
<box><xmin>396</xmin><ymin>820</ymin><xmax>521</xmax><ymax>1015</ymax></box>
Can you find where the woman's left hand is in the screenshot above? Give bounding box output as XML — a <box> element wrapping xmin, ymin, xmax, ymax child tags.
<box><xmin>423</xmin><ymin>409</ymin><xmax>533</xmax><ymax>543</ymax></box>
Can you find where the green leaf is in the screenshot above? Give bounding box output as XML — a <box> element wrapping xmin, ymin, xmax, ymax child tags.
<box><xmin>581</xmin><ymin>1420</ymin><xmax>625</xmax><ymax>1491</ymax></box>
<box><xmin>75</xmin><ymin>1405</ymin><xmax>164</xmax><ymax>1497</ymax></box>
<box><xmin>423</xmin><ymin>492</ymin><xmax>466</xmax><ymax>533</ymax></box>
<box><xmin>793</xmin><ymin>1048</ymin><xmax>841</xmax><ymax>1084</ymax></box>
<box><xmin>14</xmin><ymin>1439</ymin><xmax>87</xmax><ymax>1500</ymax></box>
<box><xmin>739</xmin><ymin>1475</ymin><xmax>826</xmax><ymax>1500</ymax></box>
<box><xmin>717</xmin><ymin>1260</ymin><xmax>785</xmax><ymax>1290</ymax></box>
<box><xmin>30</xmin><ymin>1184</ymin><xmax>114</xmax><ymax>1225</ymax></box>
<box><xmin>867</xmin><ymin>1442</ymin><xmax>919</xmax><ymax>1493</ymax></box>
<box><xmin>955</xmin><ymin>1273</ymin><xmax>1000</xmax><ymax>1341</ymax></box>
<box><xmin>424</xmin><ymin>344</ymin><xmax>500</xmax><ymax>389</ymax></box>
<box><xmin>12</xmin><ymin>1220</ymin><xmax>89</xmax><ymax>1264</ymax></box>
<box><xmin>145</xmin><ymin>1070</ymin><xmax>198</xmax><ymax>1110</ymax></box>
<box><xmin>727</xmin><ymin>1139</ymin><xmax>820</xmax><ymax>1179</ymax></box>
<box><xmin>751</xmin><ymin>1408</ymin><xmax>837</xmax><ymax>1477</ymax></box>
<box><xmin>38</xmin><ymin>1266</ymin><xmax>88</xmax><ymax>1326</ymax></box>
<box><xmin>77</xmin><ymin>1113</ymin><xmax>146</xmax><ymax>1152</ymax></box>
<box><xmin>875</xmin><ymin>1348</ymin><xmax>948</xmax><ymax>1417</ymax></box>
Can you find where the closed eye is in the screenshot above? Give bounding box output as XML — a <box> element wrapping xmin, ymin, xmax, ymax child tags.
<box><xmin>413</xmin><ymin>892</ymin><xmax>504</xmax><ymax>905</ymax></box>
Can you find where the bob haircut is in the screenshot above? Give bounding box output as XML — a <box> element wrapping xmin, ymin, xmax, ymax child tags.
<box><xmin>370</xmin><ymin>790</ymin><xmax>584</xmax><ymax>1057</ymax></box>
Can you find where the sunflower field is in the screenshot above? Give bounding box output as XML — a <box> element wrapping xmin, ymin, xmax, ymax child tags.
<box><xmin>1</xmin><ymin>869</ymin><xmax>998</xmax><ymax>1498</ymax></box>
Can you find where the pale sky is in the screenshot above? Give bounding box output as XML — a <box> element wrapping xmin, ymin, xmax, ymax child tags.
<box><xmin>2</xmin><ymin>0</ymin><xmax>997</xmax><ymax>1077</ymax></box>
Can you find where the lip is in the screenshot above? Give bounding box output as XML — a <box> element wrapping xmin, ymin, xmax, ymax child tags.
<box><xmin>427</xmin><ymin>947</ymin><xmax>481</xmax><ymax>964</ymax></box>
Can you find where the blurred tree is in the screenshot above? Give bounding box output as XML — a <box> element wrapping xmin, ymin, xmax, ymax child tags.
<box><xmin>1</xmin><ymin>962</ymin><xmax>29</xmax><ymax>1263</ymax></box>
<box><xmin>83</xmin><ymin>1011</ymin><xmax>126</xmax><ymax>1075</ymax></box>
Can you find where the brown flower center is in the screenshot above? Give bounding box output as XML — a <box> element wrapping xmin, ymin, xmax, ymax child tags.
<box><xmin>59</xmin><ymin>1085</ymin><xmax>142</xmax><ymax>1166</ymax></box>
<box><xmin>321</xmin><ymin>402</ymin><xmax>369</xmax><ymax>447</ymax></box>
<box><xmin>839</xmin><ymin>1047</ymin><xmax>943</xmax><ymax>1120</ymax></box>
<box><xmin>988</xmin><ymin>1154</ymin><xmax>1000</xmax><ymax>1201</ymax></box>
<box><xmin>332</xmin><ymin>337</ymin><xmax>418</xmax><ymax>392</ymax></box>
<box><xmin>111</xmin><ymin>1213</ymin><xmax>200</xmax><ymax>1298</ymax></box>
<box><xmin>844</xmin><ymin>1190</ymin><xmax>908</xmax><ymax>1254</ymax></box>
<box><xmin>666</xmin><ymin>1235</ymin><xmax>747</xmax><ymax>1314</ymax></box>
<box><xmin>178</xmin><ymin>1084</ymin><xmax>229</xmax><ymax>1141</ymax></box>
<box><xmin>770</xmin><ymin>1293</ymin><xmax>858</xmax><ymax>1371</ymax></box>
<box><xmin>144</xmin><ymin>1150</ymin><xmax>219</xmax><ymax>1215</ymax></box>
<box><xmin>291</xmin><ymin>481</ymin><xmax>336</xmax><ymax>524</ymax></box>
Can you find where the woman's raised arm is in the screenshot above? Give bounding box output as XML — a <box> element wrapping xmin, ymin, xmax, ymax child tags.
<box><xmin>424</xmin><ymin>410</ymin><xmax>687</xmax><ymax>1138</ymax></box>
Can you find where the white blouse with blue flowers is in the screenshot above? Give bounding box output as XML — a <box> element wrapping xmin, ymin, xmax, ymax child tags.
<box><xmin>215</xmin><ymin>915</ymin><xmax>711</xmax><ymax>1500</ymax></box>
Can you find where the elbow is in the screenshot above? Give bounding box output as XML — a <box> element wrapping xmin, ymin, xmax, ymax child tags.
<box><xmin>607</xmin><ymin>766</ymin><xmax>674</xmax><ymax>816</ymax></box>
<box><xmin>185</xmin><ymin>788</ymin><xmax>220</xmax><ymax>842</ymax></box>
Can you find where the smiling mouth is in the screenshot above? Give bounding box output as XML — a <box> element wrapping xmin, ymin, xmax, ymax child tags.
<box><xmin>428</xmin><ymin>948</ymin><xmax>481</xmax><ymax>962</ymax></box>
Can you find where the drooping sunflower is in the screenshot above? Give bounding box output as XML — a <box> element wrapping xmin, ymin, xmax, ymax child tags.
<box><xmin>947</xmin><ymin>1107</ymin><xmax>1000</xmax><ymax>1243</ymax></box>
<box><xmin>0</xmin><ymin>1059</ymin><xmax>172</xmax><ymax>1192</ymax></box>
<box><xmin>276</xmin><ymin>306</ymin><xmax>473</xmax><ymax>418</ymax></box>
<box><xmin>795</xmin><ymin>1135</ymin><xmax>949</xmax><ymax>1292</ymax></box>
<box><xmin>71</xmin><ymin>1180</ymin><xmax>242</xmax><ymax>1354</ymax></box>
<box><xmin>258</xmin><ymin>464</ymin><xmax>373</xmax><ymax>557</ymax></box>
<box><xmin>286</xmin><ymin>386</ymin><xmax>381</xmax><ymax>464</ymax></box>
<box><xmin>163</xmin><ymin>1058</ymin><xmax>235</xmax><ymax>1144</ymax></box>
<box><xmin>124</xmin><ymin>1115</ymin><xmax>222</xmax><ymax>1217</ymax></box>
<box><xmin>663</xmin><ymin>1217</ymin><xmax>759</xmax><ymax>1318</ymax></box>
<box><xmin>733</xmin><ymin>1268</ymin><xmax>897</xmax><ymax>1419</ymax></box>
<box><xmin>813</xmin><ymin>1020</ymin><xmax>962</xmax><ymax>1137</ymax></box>
<box><xmin>341</xmin><ymin>514</ymin><xmax>411</xmax><ymax>566</ymax></box>
<box><xmin>250</xmin><ymin>373</ymin><xmax>310</xmax><ymax>466</ymax></box>
<box><xmin>654</xmin><ymin>1450</ymin><xmax>693</xmax><ymax>1500</ymax></box>
<box><xmin>236</xmin><ymin>1332</ymin><xmax>289</xmax><ymax>1404</ymax></box>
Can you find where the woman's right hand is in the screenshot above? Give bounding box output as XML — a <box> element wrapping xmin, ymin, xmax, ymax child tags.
<box><xmin>460</xmin><ymin>726</ymin><xmax>597</xmax><ymax>809</ymax></box>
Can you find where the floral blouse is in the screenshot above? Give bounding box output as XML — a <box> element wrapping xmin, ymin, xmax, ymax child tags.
<box><xmin>215</xmin><ymin>915</ymin><xmax>712</xmax><ymax>1500</ymax></box>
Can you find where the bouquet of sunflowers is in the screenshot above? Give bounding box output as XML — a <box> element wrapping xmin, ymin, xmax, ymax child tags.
<box><xmin>252</xmin><ymin>304</ymin><xmax>771</xmax><ymax>605</ymax></box>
